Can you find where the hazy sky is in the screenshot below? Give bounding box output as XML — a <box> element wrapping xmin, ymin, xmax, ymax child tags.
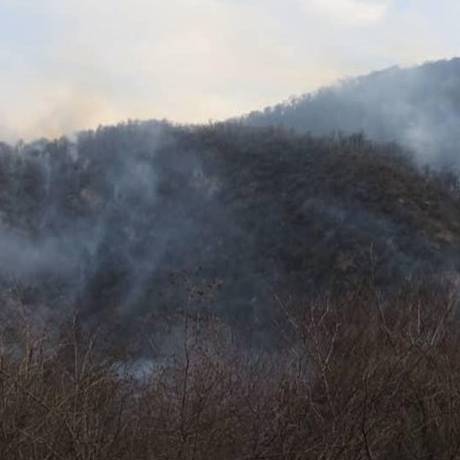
<box><xmin>1</xmin><ymin>0</ymin><xmax>460</xmax><ymax>141</ymax></box>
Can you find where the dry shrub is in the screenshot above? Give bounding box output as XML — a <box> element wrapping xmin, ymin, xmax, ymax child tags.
<box><xmin>1</xmin><ymin>278</ymin><xmax>460</xmax><ymax>459</ymax></box>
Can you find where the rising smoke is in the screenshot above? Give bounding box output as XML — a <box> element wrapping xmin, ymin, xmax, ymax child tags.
<box><xmin>243</xmin><ymin>58</ymin><xmax>460</xmax><ymax>168</ymax></box>
<box><xmin>1</xmin><ymin>59</ymin><xmax>460</xmax><ymax>340</ymax></box>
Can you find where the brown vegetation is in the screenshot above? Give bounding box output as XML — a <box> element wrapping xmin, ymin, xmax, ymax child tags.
<box><xmin>1</xmin><ymin>279</ymin><xmax>460</xmax><ymax>459</ymax></box>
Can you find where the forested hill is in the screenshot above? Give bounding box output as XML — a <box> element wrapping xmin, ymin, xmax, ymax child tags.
<box><xmin>1</xmin><ymin>122</ymin><xmax>460</xmax><ymax>331</ymax></box>
<box><xmin>241</xmin><ymin>58</ymin><xmax>460</xmax><ymax>168</ymax></box>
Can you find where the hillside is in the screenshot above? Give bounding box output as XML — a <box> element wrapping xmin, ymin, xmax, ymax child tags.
<box><xmin>2</xmin><ymin>123</ymin><xmax>460</xmax><ymax>456</ymax></box>
<box><xmin>1</xmin><ymin>122</ymin><xmax>460</xmax><ymax>335</ymax></box>
<box><xmin>3</xmin><ymin>61</ymin><xmax>460</xmax><ymax>459</ymax></box>
<box><xmin>242</xmin><ymin>58</ymin><xmax>460</xmax><ymax>168</ymax></box>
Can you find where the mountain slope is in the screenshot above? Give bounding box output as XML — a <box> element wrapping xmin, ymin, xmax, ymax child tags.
<box><xmin>242</xmin><ymin>58</ymin><xmax>460</xmax><ymax>167</ymax></box>
<box><xmin>1</xmin><ymin>122</ymin><xmax>460</xmax><ymax>332</ymax></box>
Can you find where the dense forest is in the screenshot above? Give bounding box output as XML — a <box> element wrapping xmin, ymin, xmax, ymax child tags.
<box><xmin>2</xmin><ymin>120</ymin><xmax>460</xmax><ymax>337</ymax></box>
<box><xmin>2</xmin><ymin>59</ymin><xmax>460</xmax><ymax>458</ymax></box>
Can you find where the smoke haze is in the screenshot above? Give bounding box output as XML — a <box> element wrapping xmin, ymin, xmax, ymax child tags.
<box><xmin>2</xmin><ymin>0</ymin><xmax>460</xmax><ymax>140</ymax></box>
<box><xmin>244</xmin><ymin>59</ymin><xmax>460</xmax><ymax>167</ymax></box>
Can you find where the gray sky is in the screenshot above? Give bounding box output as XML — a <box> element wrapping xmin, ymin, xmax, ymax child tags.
<box><xmin>1</xmin><ymin>0</ymin><xmax>459</xmax><ymax>141</ymax></box>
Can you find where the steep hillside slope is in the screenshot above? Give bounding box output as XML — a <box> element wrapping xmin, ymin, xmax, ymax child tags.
<box><xmin>1</xmin><ymin>123</ymin><xmax>460</xmax><ymax>331</ymax></box>
<box><xmin>242</xmin><ymin>58</ymin><xmax>460</xmax><ymax>167</ymax></box>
